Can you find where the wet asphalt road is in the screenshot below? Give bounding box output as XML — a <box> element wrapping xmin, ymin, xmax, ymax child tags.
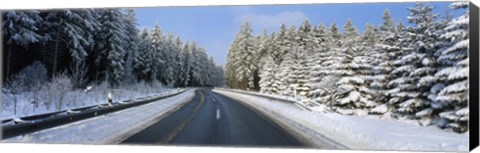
<box><xmin>121</xmin><ymin>89</ymin><xmax>305</xmax><ymax>147</ymax></box>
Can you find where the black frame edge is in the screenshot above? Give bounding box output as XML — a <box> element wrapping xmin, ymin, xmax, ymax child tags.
<box><xmin>0</xmin><ymin>10</ymin><xmax>4</xmax><ymax>139</ymax></box>
<box><xmin>470</xmin><ymin>1</ymin><xmax>479</xmax><ymax>151</ymax></box>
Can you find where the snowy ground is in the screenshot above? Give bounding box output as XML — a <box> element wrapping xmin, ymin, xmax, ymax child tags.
<box><xmin>2</xmin><ymin>89</ymin><xmax>195</xmax><ymax>144</ymax></box>
<box><xmin>1</xmin><ymin>82</ymin><xmax>177</xmax><ymax>119</ymax></box>
<box><xmin>213</xmin><ymin>89</ymin><xmax>468</xmax><ymax>152</ymax></box>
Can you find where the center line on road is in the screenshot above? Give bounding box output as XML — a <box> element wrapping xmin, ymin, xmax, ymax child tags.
<box><xmin>216</xmin><ymin>109</ymin><xmax>220</xmax><ymax>120</ymax></box>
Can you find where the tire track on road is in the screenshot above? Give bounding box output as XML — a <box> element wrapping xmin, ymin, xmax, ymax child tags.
<box><xmin>159</xmin><ymin>90</ymin><xmax>205</xmax><ymax>143</ymax></box>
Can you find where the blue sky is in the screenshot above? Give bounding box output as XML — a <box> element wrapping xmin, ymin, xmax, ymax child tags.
<box><xmin>134</xmin><ymin>2</ymin><xmax>459</xmax><ymax>66</ymax></box>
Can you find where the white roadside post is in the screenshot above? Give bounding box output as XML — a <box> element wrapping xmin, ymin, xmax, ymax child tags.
<box><xmin>108</xmin><ymin>92</ymin><xmax>113</xmax><ymax>107</ymax></box>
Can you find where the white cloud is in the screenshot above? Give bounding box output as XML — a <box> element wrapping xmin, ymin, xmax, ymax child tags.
<box><xmin>235</xmin><ymin>11</ymin><xmax>309</xmax><ymax>33</ymax></box>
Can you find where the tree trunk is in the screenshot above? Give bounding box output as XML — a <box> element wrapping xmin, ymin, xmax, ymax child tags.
<box><xmin>95</xmin><ymin>66</ymin><xmax>100</xmax><ymax>81</ymax></box>
<box><xmin>6</xmin><ymin>45</ymin><xmax>13</xmax><ymax>80</ymax></box>
<box><xmin>52</xmin><ymin>33</ymin><xmax>60</xmax><ymax>76</ymax></box>
<box><xmin>13</xmin><ymin>95</ymin><xmax>17</xmax><ymax>115</ymax></box>
<box><xmin>42</xmin><ymin>45</ymin><xmax>48</xmax><ymax>66</ymax></box>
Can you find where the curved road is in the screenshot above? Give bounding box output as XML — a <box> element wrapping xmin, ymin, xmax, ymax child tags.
<box><xmin>121</xmin><ymin>89</ymin><xmax>305</xmax><ymax>147</ymax></box>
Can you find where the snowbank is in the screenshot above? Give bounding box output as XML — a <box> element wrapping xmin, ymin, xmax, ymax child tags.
<box><xmin>213</xmin><ymin>89</ymin><xmax>468</xmax><ymax>152</ymax></box>
<box><xmin>2</xmin><ymin>89</ymin><xmax>195</xmax><ymax>144</ymax></box>
<box><xmin>1</xmin><ymin>82</ymin><xmax>176</xmax><ymax>119</ymax></box>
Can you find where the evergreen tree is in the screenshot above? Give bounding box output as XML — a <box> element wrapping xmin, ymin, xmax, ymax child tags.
<box><xmin>313</xmin><ymin>22</ymin><xmax>343</xmax><ymax>105</ymax></box>
<box><xmin>388</xmin><ymin>3</ymin><xmax>439</xmax><ymax>123</ymax></box>
<box><xmin>134</xmin><ymin>28</ymin><xmax>155</xmax><ymax>82</ymax></box>
<box><xmin>181</xmin><ymin>41</ymin><xmax>192</xmax><ymax>87</ymax></box>
<box><xmin>369</xmin><ymin>10</ymin><xmax>402</xmax><ymax>115</ymax></box>
<box><xmin>259</xmin><ymin>56</ymin><xmax>278</xmax><ymax>94</ymax></box>
<box><xmin>99</xmin><ymin>9</ymin><xmax>129</xmax><ymax>87</ymax></box>
<box><xmin>278</xmin><ymin>26</ymin><xmax>299</xmax><ymax>96</ymax></box>
<box><xmin>434</xmin><ymin>2</ymin><xmax>469</xmax><ymax>132</ymax></box>
<box><xmin>259</xmin><ymin>32</ymin><xmax>279</xmax><ymax>94</ymax></box>
<box><xmin>332</xmin><ymin>19</ymin><xmax>375</xmax><ymax>115</ymax></box>
<box><xmin>149</xmin><ymin>24</ymin><xmax>166</xmax><ymax>83</ymax></box>
<box><xmin>225</xmin><ymin>40</ymin><xmax>237</xmax><ymax>88</ymax></box>
<box><xmin>197</xmin><ymin>48</ymin><xmax>210</xmax><ymax>86</ymax></box>
<box><xmin>189</xmin><ymin>42</ymin><xmax>202</xmax><ymax>86</ymax></box>
<box><xmin>2</xmin><ymin>10</ymin><xmax>45</xmax><ymax>79</ymax></box>
<box><xmin>230</xmin><ymin>21</ymin><xmax>258</xmax><ymax>90</ymax></box>
<box><xmin>122</xmin><ymin>9</ymin><xmax>141</xmax><ymax>83</ymax></box>
<box><xmin>43</xmin><ymin>10</ymin><xmax>95</xmax><ymax>76</ymax></box>
<box><xmin>294</xmin><ymin>20</ymin><xmax>316</xmax><ymax>98</ymax></box>
<box><xmin>163</xmin><ymin>33</ymin><xmax>176</xmax><ymax>87</ymax></box>
<box><xmin>3</xmin><ymin>9</ymin><xmax>225</xmax><ymax>89</ymax></box>
<box><xmin>308</xmin><ymin>24</ymin><xmax>329</xmax><ymax>99</ymax></box>
<box><xmin>173</xmin><ymin>36</ymin><xmax>185</xmax><ymax>87</ymax></box>
<box><xmin>268</xmin><ymin>24</ymin><xmax>290</xmax><ymax>94</ymax></box>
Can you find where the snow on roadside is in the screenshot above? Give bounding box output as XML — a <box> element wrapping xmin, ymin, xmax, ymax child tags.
<box><xmin>227</xmin><ymin>88</ymin><xmax>298</xmax><ymax>101</ymax></box>
<box><xmin>2</xmin><ymin>89</ymin><xmax>195</xmax><ymax>144</ymax></box>
<box><xmin>213</xmin><ymin>89</ymin><xmax>468</xmax><ymax>152</ymax></box>
<box><xmin>223</xmin><ymin>89</ymin><xmax>437</xmax><ymax>125</ymax></box>
<box><xmin>1</xmin><ymin>83</ymin><xmax>177</xmax><ymax>119</ymax></box>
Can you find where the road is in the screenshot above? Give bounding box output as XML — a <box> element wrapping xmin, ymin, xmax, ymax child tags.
<box><xmin>121</xmin><ymin>89</ymin><xmax>306</xmax><ymax>147</ymax></box>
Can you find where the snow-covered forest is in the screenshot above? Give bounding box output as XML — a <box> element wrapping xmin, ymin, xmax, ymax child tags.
<box><xmin>2</xmin><ymin>9</ymin><xmax>225</xmax><ymax>117</ymax></box>
<box><xmin>225</xmin><ymin>2</ymin><xmax>469</xmax><ymax>133</ymax></box>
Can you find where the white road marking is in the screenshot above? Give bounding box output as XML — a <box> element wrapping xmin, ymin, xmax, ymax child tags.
<box><xmin>216</xmin><ymin>108</ymin><xmax>220</xmax><ymax>120</ymax></box>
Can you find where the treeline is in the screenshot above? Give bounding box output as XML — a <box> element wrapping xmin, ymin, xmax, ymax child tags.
<box><xmin>225</xmin><ymin>3</ymin><xmax>469</xmax><ymax>132</ymax></box>
<box><xmin>2</xmin><ymin>9</ymin><xmax>225</xmax><ymax>88</ymax></box>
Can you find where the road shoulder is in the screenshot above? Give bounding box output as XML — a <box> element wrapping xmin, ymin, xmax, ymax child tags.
<box><xmin>212</xmin><ymin>89</ymin><xmax>350</xmax><ymax>149</ymax></box>
<box><xmin>2</xmin><ymin>89</ymin><xmax>196</xmax><ymax>144</ymax></box>
<box><xmin>213</xmin><ymin>89</ymin><xmax>469</xmax><ymax>152</ymax></box>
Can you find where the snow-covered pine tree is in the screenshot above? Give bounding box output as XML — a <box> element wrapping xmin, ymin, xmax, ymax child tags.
<box><xmin>362</xmin><ymin>24</ymin><xmax>379</xmax><ymax>48</ymax></box>
<box><xmin>197</xmin><ymin>48</ymin><xmax>210</xmax><ymax>86</ymax></box>
<box><xmin>99</xmin><ymin>9</ymin><xmax>129</xmax><ymax>87</ymax></box>
<box><xmin>2</xmin><ymin>10</ymin><xmax>45</xmax><ymax>79</ymax></box>
<box><xmin>358</xmin><ymin>23</ymin><xmax>379</xmax><ymax>108</ymax></box>
<box><xmin>213</xmin><ymin>65</ymin><xmax>226</xmax><ymax>87</ymax></box>
<box><xmin>317</xmin><ymin>22</ymin><xmax>343</xmax><ymax>79</ymax></box>
<box><xmin>278</xmin><ymin>26</ymin><xmax>299</xmax><ymax>96</ymax></box>
<box><xmin>173</xmin><ymin>36</ymin><xmax>186</xmax><ymax>87</ymax></box>
<box><xmin>385</xmin><ymin>20</ymin><xmax>409</xmax><ymax>108</ymax></box>
<box><xmin>259</xmin><ymin>32</ymin><xmax>279</xmax><ymax>94</ymax></box>
<box><xmin>71</xmin><ymin>9</ymin><xmax>99</xmax><ymax>88</ymax></box>
<box><xmin>149</xmin><ymin>24</ymin><xmax>166</xmax><ymax>83</ymax></box>
<box><xmin>429</xmin><ymin>5</ymin><xmax>453</xmax><ymax>102</ymax></box>
<box><xmin>328</xmin><ymin>22</ymin><xmax>342</xmax><ymax>49</ymax></box>
<box><xmin>294</xmin><ymin>20</ymin><xmax>316</xmax><ymax>99</ymax></box>
<box><xmin>270</xmin><ymin>24</ymin><xmax>290</xmax><ymax>94</ymax></box>
<box><xmin>332</xmin><ymin>19</ymin><xmax>375</xmax><ymax>115</ymax></box>
<box><xmin>369</xmin><ymin>10</ymin><xmax>402</xmax><ymax>115</ymax></box>
<box><xmin>434</xmin><ymin>2</ymin><xmax>469</xmax><ymax>132</ymax></box>
<box><xmin>134</xmin><ymin>28</ymin><xmax>154</xmax><ymax>82</ymax></box>
<box><xmin>259</xmin><ymin>56</ymin><xmax>278</xmax><ymax>94</ymax></box>
<box><xmin>232</xmin><ymin>21</ymin><xmax>258</xmax><ymax>90</ymax></box>
<box><xmin>256</xmin><ymin>30</ymin><xmax>270</xmax><ymax>72</ymax></box>
<box><xmin>163</xmin><ymin>33</ymin><xmax>176</xmax><ymax>87</ymax></box>
<box><xmin>225</xmin><ymin>39</ymin><xmax>237</xmax><ymax>88</ymax></box>
<box><xmin>89</xmin><ymin>9</ymin><xmax>108</xmax><ymax>81</ymax></box>
<box><xmin>312</xmin><ymin>22</ymin><xmax>343</xmax><ymax>105</ymax></box>
<box><xmin>43</xmin><ymin>10</ymin><xmax>96</xmax><ymax>76</ymax></box>
<box><xmin>189</xmin><ymin>42</ymin><xmax>203</xmax><ymax>86</ymax></box>
<box><xmin>182</xmin><ymin>41</ymin><xmax>192</xmax><ymax>87</ymax></box>
<box><xmin>225</xmin><ymin>26</ymin><xmax>244</xmax><ymax>89</ymax></box>
<box><xmin>308</xmin><ymin>24</ymin><xmax>330</xmax><ymax>100</ymax></box>
<box><xmin>122</xmin><ymin>9</ymin><xmax>141</xmax><ymax>84</ymax></box>
<box><xmin>388</xmin><ymin>3</ymin><xmax>439</xmax><ymax>124</ymax></box>
<box><xmin>206</xmin><ymin>57</ymin><xmax>218</xmax><ymax>86</ymax></box>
